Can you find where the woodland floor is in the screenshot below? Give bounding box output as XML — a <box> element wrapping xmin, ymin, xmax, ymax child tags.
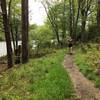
<box><xmin>0</xmin><ymin>57</ymin><xmax>7</xmax><ymax>73</ymax></box>
<box><xmin>63</xmin><ymin>54</ymin><xmax>100</xmax><ymax>100</ymax></box>
<box><xmin>0</xmin><ymin>50</ymin><xmax>100</xmax><ymax>100</ymax></box>
<box><xmin>0</xmin><ymin>63</ymin><xmax>7</xmax><ymax>73</ymax></box>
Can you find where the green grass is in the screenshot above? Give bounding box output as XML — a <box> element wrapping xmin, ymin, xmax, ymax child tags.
<box><xmin>74</xmin><ymin>47</ymin><xmax>100</xmax><ymax>88</ymax></box>
<box><xmin>0</xmin><ymin>49</ymin><xmax>76</xmax><ymax>100</ymax></box>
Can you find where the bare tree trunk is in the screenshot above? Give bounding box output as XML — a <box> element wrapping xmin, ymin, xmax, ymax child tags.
<box><xmin>69</xmin><ymin>0</ymin><xmax>73</xmax><ymax>37</ymax></box>
<box><xmin>1</xmin><ymin>0</ymin><xmax>13</xmax><ymax>68</ymax></box>
<box><xmin>21</xmin><ymin>0</ymin><xmax>29</xmax><ymax>63</ymax></box>
<box><xmin>10</xmin><ymin>23</ymin><xmax>16</xmax><ymax>51</ymax></box>
<box><xmin>15</xmin><ymin>27</ymin><xmax>18</xmax><ymax>49</ymax></box>
<box><xmin>8</xmin><ymin>0</ymin><xmax>16</xmax><ymax>52</ymax></box>
<box><xmin>62</xmin><ymin>0</ymin><xmax>66</xmax><ymax>40</ymax></box>
<box><xmin>97</xmin><ymin>0</ymin><xmax>100</xmax><ymax>27</ymax></box>
<box><xmin>81</xmin><ymin>14</ymin><xmax>86</xmax><ymax>42</ymax></box>
<box><xmin>72</xmin><ymin>0</ymin><xmax>75</xmax><ymax>30</ymax></box>
<box><xmin>74</xmin><ymin>0</ymin><xmax>81</xmax><ymax>40</ymax></box>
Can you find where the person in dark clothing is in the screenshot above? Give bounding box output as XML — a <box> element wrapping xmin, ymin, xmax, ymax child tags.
<box><xmin>68</xmin><ymin>37</ymin><xmax>73</xmax><ymax>54</ymax></box>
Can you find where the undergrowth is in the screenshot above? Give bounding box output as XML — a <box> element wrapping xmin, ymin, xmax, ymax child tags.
<box><xmin>0</xmin><ymin>49</ymin><xmax>76</xmax><ymax>100</ymax></box>
<box><xmin>75</xmin><ymin>43</ymin><xmax>100</xmax><ymax>88</ymax></box>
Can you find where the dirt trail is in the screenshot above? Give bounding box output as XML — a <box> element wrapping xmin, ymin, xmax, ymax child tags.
<box><xmin>63</xmin><ymin>55</ymin><xmax>100</xmax><ymax>100</ymax></box>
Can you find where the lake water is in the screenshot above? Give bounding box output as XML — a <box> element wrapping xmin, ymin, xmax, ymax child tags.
<box><xmin>0</xmin><ymin>41</ymin><xmax>21</xmax><ymax>57</ymax></box>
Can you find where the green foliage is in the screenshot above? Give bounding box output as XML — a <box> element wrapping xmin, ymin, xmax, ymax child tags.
<box><xmin>0</xmin><ymin>49</ymin><xmax>76</xmax><ymax>100</ymax></box>
<box><xmin>0</xmin><ymin>15</ymin><xmax>4</xmax><ymax>41</ymax></box>
<box><xmin>87</xmin><ymin>24</ymin><xmax>100</xmax><ymax>42</ymax></box>
<box><xmin>0</xmin><ymin>32</ymin><xmax>5</xmax><ymax>41</ymax></box>
<box><xmin>0</xmin><ymin>0</ymin><xmax>21</xmax><ymax>41</ymax></box>
<box><xmin>29</xmin><ymin>25</ymin><xmax>53</xmax><ymax>48</ymax></box>
<box><xmin>45</xmin><ymin>1</ymin><xmax>69</xmax><ymax>39</ymax></box>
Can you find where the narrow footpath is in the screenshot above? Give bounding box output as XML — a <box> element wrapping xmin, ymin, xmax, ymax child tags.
<box><xmin>63</xmin><ymin>55</ymin><xmax>100</xmax><ymax>100</ymax></box>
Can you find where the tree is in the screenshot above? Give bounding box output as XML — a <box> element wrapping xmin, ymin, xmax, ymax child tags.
<box><xmin>8</xmin><ymin>0</ymin><xmax>21</xmax><ymax>52</ymax></box>
<box><xmin>42</xmin><ymin>0</ymin><xmax>61</xmax><ymax>45</ymax></box>
<box><xmin>69</xmin><ymin>0</ymin><xmax>81</xmax><ymax>41</ymax></box>
<box><xmin>62</xmin><ymin>0</ymin><xmax>67</xmax><ymax>41</ymax></box>
<box><xmin>8</xmin><ymin>0</ymin><xmax>16</xmax><ymax>51</ymax></box>
<box><xmin>1</xmin><ymin>0</ymin><xmax>13</xmax><ymax>68</ymax></box>
<box><xmin>21</xmin><ymin>0</ymin><xmax>29</xmax><ymax>63</ymax></box>
<box><xmin>42</xmin><ymin>0</ymin><xmax>70</xmax><ymax>45</ymax></box>
<box><xmin>69</xmin><ymin>0</ymin><xmax>74</xmax><ymax>38</ymax></box>
<box><xmin>80</xmin><ymin>0</ymin><xmax>93</xmax><ymax>42</ymax></box>
<box><xmin>97</xmin><ymin>0</ymin><xmax>100</xmax><ymax>27</ymax></box>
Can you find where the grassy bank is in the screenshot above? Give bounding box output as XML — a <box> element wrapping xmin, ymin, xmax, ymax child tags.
<box><xmin>74</xmin><ymin>44</ymin><xmax>100</xmax><ymax>88</ymax></box>
<box><xmin>0</xmin><ymin>49</ymin><xmax>76</xmax><ymax>100</ymax></box>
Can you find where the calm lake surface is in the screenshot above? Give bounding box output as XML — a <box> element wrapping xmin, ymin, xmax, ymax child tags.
<box><xmin>0</xmin><ymin>41</ymin><xmax>21</xmax><ymax>57</ymax></box>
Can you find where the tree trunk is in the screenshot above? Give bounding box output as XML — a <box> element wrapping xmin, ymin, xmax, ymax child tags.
<box><xmin>8</xmin><ymin>0</ymin><xmax>16</xmax><ymax>52</ymax></box>
<box><xmin>21</xmin><ymin>0</ymin><xmax>29</xmax><ymax>63</ymax></box>
<box><xmin>80</xmin><ymin>0</ymin><xmax>92</xmax><ymax>42</ymax></box>
<box><xmin>69</xmin><ymin>0</ymin><xmax>73</xmax><ymax>37</ymax></box>
<box><xmin>15</xmin><ymin>27</ymin><xmax>18</xmax><ymax>49</ymax></box>
<box><xmin>1</xmin><ymin>0</ymin><xmax>13</xmax><ymax>68</ymax></box>
<box><xmin>81</xmin><ymin>16</ymin><xmax>86</xmax><ymax>42</ymax></box>
<box><xmin>10</xmin><ymin>23</ymin><xmax>16</xmax><ymax>51</ymax></box>
<box><xmin>62</xmin><ymin>0</ymin><xmax>66</xmax><ymax>40</ymax></box>
<box><xmin>74</xmin><ymin>0</ymin><xmax>81</xmax><ymax>40</ymax></box>
<box><xmin>97</xmin><ymin>0</ymin><xmax>100</xmax><ymax>27</ymax></box>
<box><xmin>81</xmin><ymin>8</ymin><xmax>87</xmax><ymax>42</ymax></box>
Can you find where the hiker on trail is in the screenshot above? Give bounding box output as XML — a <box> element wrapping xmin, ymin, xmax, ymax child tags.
<box><xmin>68</xmin><ymin>37</ymin><xmax>73</xmax><ymax>55</ymax></box>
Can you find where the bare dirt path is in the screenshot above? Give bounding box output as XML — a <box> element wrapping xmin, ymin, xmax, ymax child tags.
<box><xmin>63</xmin><ymin>55</ymin><xmax>100</xmax><ymax>100</ymax></box>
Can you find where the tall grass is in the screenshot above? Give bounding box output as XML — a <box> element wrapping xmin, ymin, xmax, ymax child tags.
<box><xmin>0</xmin><ymin>49</ymin><xmax>76</xmax><ymax>100</ymax></box>
<box><xmin>75</xmin><ymin>44</ymin><xmax>100</xmax><ymax>88</ymax></box>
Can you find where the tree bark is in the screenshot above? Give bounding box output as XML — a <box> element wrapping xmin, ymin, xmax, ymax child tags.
<box><xmin>69</xmin><ymin>0</ymin><xmax>73</xmax><ymax>38</ymax></box>
<box><xmin>74</xmin><ymin>0</ymin><xmax>81</xmax><ymax>40</ymax></box>
<box><xmin>8</xmin><ymin>0</ymin><xmax>16</xmax><ymax>52</ymax></box>
<box><xmin>97</xmin><ymin>0</ymin><xmax>100</xmax><ymax>27</ymax></box>
<box><xmin>21</xmin><ymin>0</ymin><xmax>29</xmax><ymax>63</ymax></box>
<box><xmin>1</xmin><ymin>0</ymin><xmax>13</xmax><ymax>68</ymax></box>
<box><xmin>62</xmin><ymin>0</ymin><xmax>66</xmax><ymax>40</ymax></box>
